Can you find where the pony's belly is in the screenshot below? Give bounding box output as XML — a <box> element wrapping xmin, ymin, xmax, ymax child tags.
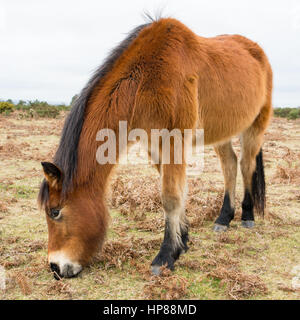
<box><xmin>197</xmin><ymin>82</ymin><xmax>265</xmax><ymax>145</ymax></box>
<box><xmin>197</xmin><ymin>102</ymin><xmax>262</xmax><ymax>145</ymax></box>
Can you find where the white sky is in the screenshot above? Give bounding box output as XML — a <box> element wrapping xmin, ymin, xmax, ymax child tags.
<box><xmin>0</xmin><ymin>0</ymin><xmax>300</xmax><ymax>107</ymax></box>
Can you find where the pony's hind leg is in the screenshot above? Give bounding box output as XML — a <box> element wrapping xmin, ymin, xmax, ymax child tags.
<box><xmin>240</xmin><ymin>103</ymin><xmax>271</xmax><ymax>228</ymax></box>
<box><xmin>151</xmin><ymin>162</ymin><xmax>188</xmax><ymax>275</ymax></box>
<box><xmin>240</xmin><ymin>126</ymin><xmax>266</xmax><ymax>228</ymax></box>
<box><xmin>213</xmin><ymin>141</ymin><xmax>237</xmax><ymax>232</ymax></box>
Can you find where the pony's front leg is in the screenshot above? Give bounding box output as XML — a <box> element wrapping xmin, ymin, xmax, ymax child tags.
<box><xmin>151</xmin><ymin>163</ymin><xmax>189</xmax><ymax>275</ymax></box>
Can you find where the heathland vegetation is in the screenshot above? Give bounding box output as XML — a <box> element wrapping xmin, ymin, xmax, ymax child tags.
<box><xmin>0</xmin><ymin>96</ymin><xmax>78</xmax><ymax>118</ymax></box>
<box><xmin>0</xmin><ymin>98</ymin><xmax>299</xmax><ymax>120</ymax></box>
<box><xmin>0</xmin><ymin>96</ymin><xmax>299</xmax><ymax>300</ymax></box>
<box><xmin>273</xmin><ymin>107</ymin><xmax>300</xmax><ymax>119</ymax></box>
<box><xmin>0</xmin><ymin>114</ymin><xmax>299</xmax><ymax>299</ymax></box>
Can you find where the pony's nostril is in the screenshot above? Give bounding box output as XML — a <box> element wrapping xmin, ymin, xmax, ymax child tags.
<box><xmin>48</xmin><ymin>252</ymin><xmax>83</xmax><ymax>279</ymax></box>
<box><xmin>65</xmin><ymin>264</ymin><xmax>75</xmax><ymax>278</ymax></box>
<box><xmin>50</xmin><ymin>263</ymin><xmax>62</xmax><ymax>280</ymax></box>
<box><xmin>50</xmin><ymin>263</ymin><xmax>60</xmax><ymax>274</ymax></box>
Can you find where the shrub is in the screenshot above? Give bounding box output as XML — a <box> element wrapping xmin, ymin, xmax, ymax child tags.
<box><xmin>56</xmin><ymin>104</ymin><xmax>71</xmax><ymax>112</ymax></box>
<box><xmin>0</xmin><ymin>101</ymin><xmax>15</xmax><ymax>114</ymax></box>
<box><xmin>0</xmin><ymin>99</ymin><xmax>73</xmax><ymax>118</ymax></box>
<box><xmin>288</xmin><ymin>109</ymin><xmax>300</xmax><ymax>120</ymax></box>
<box><xmin>34</xmin><ymin>105</ymin><xmax>60</xmax><ymax>118</ymax></box>
<box><xmin>12</xmin><ymin>99</ymin><xmax>71</xmax><ymax>118</ymax></box>
<box><xmin>274</xmin><ymin>107</ymin><xmax>300</xmax><ymax>120</ymax></box>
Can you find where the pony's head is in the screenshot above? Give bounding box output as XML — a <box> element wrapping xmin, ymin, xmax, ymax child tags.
<box><xmin>38</xmin><ymin>162</ymin><xmax>108</xmax><ymax>279</ymax></box>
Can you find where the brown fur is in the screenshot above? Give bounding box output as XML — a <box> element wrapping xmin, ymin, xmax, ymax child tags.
<box><xmin>214</xmin><ymin>142</ymin><xmax>238</xmax><ymax>208</ymax></box>
<box><xmin>39</xmin><ymin>18</ymin><xmax>272</xmax><ymax>271</ymax></box>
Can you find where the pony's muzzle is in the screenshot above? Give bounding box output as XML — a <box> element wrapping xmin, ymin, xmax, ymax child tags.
<box><xmin>48</xmin><ymin>252</ymin><xmax>83</xmax><ymax>279</ymax></box>
<box><xmin>50</xmin><ymin>263</ymin><xmax>61</xmax><ymax>279</ymax></box>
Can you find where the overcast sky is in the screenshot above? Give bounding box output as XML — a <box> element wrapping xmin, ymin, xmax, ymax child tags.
<box><xmin>1</xmin><ymin>0</ymin><xmax>300</xmax><ymax>107</ymax></box>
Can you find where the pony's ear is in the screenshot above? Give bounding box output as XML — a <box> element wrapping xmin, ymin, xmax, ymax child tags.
<box><xmin>41</xmin><ymin>162</ymin><xmax>62</xmax><ymax>188</ymax></box>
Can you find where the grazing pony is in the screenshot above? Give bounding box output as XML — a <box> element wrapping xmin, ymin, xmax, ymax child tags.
<box><xmin>38</xmin><ymin>17</ymin><xmax>272</xmax><ymax>278</ymax></box>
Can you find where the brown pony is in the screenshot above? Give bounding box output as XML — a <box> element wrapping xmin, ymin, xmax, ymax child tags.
<box><xmin>38</xmin><ymin>17</ymin><xmax>272</xmax><ymax>278</ymax></box>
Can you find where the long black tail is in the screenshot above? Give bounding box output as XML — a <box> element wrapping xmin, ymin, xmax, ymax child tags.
<box><xmin>251</xmin><ymin>148</ymin><xmax>266</xmax><ymax>216</ymax></box>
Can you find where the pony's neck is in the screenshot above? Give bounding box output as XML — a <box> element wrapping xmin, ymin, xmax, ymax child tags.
<box><xmin>76</xmin><ymin>126</ymin><xmax>120</xmax><ymax>193</ymax></box>
<box><xmin>75</xmin><ymin>76</ymin><xmax>138</xmax><ymax>192</ymax></box>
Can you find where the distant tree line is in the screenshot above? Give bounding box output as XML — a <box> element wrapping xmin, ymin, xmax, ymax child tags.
<box><xmin>273</xmin><ymin>107</ymin><xmax>300</xmax><ymax>120</ymax></box>
<box><xmin>0</xmin><ymin>96</ymin><xmax>78</xmax><ymax>118</ymax></box>
<box><xmin>1</xmin><ymin>97</ymin><xmax>299</xmax><ymax>120</ymax></box>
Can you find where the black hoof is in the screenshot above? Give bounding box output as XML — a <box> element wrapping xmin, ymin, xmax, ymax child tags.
<box><xmin>151</xmin><ymin>265</ymin><xmax>163</xmax><ymax>275</ymax></box>
<box><xmin>241</xmin><ymin>220</ymin><xmax>255</xmax><ymax>228</ymax></box>
<box><xmin>150</xmin><ymin>260</ymin><xmax>174</xmax><ymax>275</ymax></box>
<box><xmin>151</xmin><ymin>250</ymin><xmax>175</xmax><ymax>273</ymax></box>
<box><xmin>213</xmin><ymin>224</ymin><xmax>228</xmax><ymax>232</ymax></box>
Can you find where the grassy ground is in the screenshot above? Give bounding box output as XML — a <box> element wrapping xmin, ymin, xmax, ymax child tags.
<box><xmin>0</xmin><ymin>113</ymin><xmax>299</xmax><ymax>300</ymax></box>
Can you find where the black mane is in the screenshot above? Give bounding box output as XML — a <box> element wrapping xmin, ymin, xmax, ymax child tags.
<box><xmin>38</xmin><ymin>21</ymin><xmax>151</xmax><ymax>206</ymax></box>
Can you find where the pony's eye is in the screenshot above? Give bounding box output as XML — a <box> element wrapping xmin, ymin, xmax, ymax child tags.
<box><xmin>50</xmin><ymin>209</ymin><xmax>61</xmax><ymax>220</ymax></box>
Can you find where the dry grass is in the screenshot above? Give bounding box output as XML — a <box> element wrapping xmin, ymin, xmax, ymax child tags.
<box><xmin>110</xmin><ymin>176</ymin><xmax>162</xmax><ymax>215</ymax></box>
<box><xmin>143</xmin><ymin>266</ymin><xmax>189</xmax><ymax>299</ymax></box>
<box><xmin>208</xmin><ymin>267</ymin><xmax>268</xmax><ymax>299</ymax></box>
<box><xmin>45</xmin><ymin>280</ymin><xmax>73</xmax><ymax>298</ymax></box>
